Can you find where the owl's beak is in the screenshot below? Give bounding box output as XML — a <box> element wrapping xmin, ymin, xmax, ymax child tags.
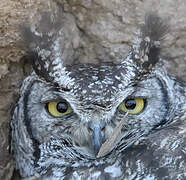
<box><xmin>88</xmin><ymin>122</ymin><xmax>105</xmax><ymax>156</ymax></box>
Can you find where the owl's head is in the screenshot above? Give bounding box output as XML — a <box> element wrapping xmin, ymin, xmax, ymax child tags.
<box><xmin>12</xmin><ymin>10</ymin><xmax>182</xmax><ymax>178</ymax></box>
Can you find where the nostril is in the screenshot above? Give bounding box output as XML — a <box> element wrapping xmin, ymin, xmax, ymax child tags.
<box><xmin>88</xmin><ymin>122</ymin><xmax>105</xmax><ymax>131</ymax></box>
<box><xmin>100</xmin><ymin>122</ymin><xmax>105</xmax><ymax>131</ymax></box>
<box><xmin>88</xmin><ymin>122</ymin><xmax>93</xmax><ymax>131</ymax></box>
<box><xmin>88</xmin><ymin>126</ymin><xmax>93</xmax><ymax>134</ymax></box>
<box><xmin>101</xmin><ymin>126</ymin><xmax>105</xmax><ymax>132</ymax></box>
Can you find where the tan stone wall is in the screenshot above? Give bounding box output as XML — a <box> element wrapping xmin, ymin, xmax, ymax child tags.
<box><xmin>0</xmin><ymin>0</ymin><xmax>186</xmax><ymax>179</ymax></box>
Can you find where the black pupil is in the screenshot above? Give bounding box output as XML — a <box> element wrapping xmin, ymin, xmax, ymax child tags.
<box><xmin>56</xmin><ymin>102</ymin><xmax>68</xmax><ymax>113</ymax></box>
<box><xmin>125</xmin><ymin>99</ymin><xmax>136</xmax><ymax>110</ymax></box>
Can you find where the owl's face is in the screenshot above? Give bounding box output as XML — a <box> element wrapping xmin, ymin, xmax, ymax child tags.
<box><xmin>26</xmin><ymin>62</ymin><xmax>168</xmax><ymax>158</ymax></box>
<box><xmin>12</xmin><ymin>12</ymin><xmax>177</xmax><ymax>178</ymax></box>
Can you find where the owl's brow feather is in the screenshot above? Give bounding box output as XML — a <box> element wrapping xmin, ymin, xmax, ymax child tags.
<box><xmin>133</xmin><ymin>83</ymin><xmax>163</xmax><ymax>91</ymax></box>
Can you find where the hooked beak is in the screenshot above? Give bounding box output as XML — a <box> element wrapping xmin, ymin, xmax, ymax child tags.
<box><xmin>88</xmin><ymin>122</ymin><xmax>105</xmax><ymax>156</ymax></box>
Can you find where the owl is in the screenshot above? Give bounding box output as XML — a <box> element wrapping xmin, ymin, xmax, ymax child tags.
<box><xmin>11</xmin><ymin>8</ymin><xmax>186</xmax><ymax>180</ymax></box>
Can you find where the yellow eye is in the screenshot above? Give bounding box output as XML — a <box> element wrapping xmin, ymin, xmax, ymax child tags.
<box><xmin>47</xmin><ymin>101</ymin><xmax>72</xmax><ymax>117</ymax></box>
<box><xmin>119</xmin><ymin>97</ymin><xmax>145</xmax><ymax>114</ymax></box>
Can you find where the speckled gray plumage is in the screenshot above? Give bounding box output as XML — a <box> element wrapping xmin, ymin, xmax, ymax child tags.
<box><xmin>11</xmin><ymin>9</ymin><xmax>186</xmax><ymax>180</ymax></box>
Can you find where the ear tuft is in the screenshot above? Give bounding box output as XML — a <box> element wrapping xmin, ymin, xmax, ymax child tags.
<box><xmin>20</xmin><ymin>7</ymin><xmax>65</xmax><ymax>83</ymax></box>
<box><xmin>132</xmin><ymin>13</ymin><xmax>169</xmax><ymax>72</ymax></box>
<box><xmin>141</xmin><ymin>13</ymin><xmax>169</xmax><ymax>42</ymax></box>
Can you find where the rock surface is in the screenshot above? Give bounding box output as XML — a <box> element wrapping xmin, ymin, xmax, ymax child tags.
<box><xmin>0</xmin><ymin>0</ymin><xmax>186</xmax><ymax>179</ymax></box>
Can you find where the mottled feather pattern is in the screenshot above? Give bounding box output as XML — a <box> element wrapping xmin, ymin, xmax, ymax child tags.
<box><xmin>11</xmin><ymin>8</ymin><xmax>186</xmax><ymax>180</ymax></box>
<box><xmin>21</xmin><ymin>9</ymin><xmax>74</xmax><ymax>89</ymax></box>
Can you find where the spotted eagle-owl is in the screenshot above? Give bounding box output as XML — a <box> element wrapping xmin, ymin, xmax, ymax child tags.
<box><xmin>11</xmin><ymin>9</ymin><xmax>186</xmax><ymax>180</ymax></box>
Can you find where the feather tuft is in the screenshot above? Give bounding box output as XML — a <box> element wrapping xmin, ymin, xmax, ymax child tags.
<box><xmin>20</xmin><ymin>7</ymin><xmax>74</xmax><ymax>88</ymax></box>
<box><xmin>132</xmin><ymin>13</ymin><xmax>169</xmax><ymax>72</ymax></box>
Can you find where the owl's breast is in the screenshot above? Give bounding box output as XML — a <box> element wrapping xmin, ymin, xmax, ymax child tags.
<box><xmin>66</xmin><ymin>159</ymin><xmax>123</xmax><ymax>180</ymax></box>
